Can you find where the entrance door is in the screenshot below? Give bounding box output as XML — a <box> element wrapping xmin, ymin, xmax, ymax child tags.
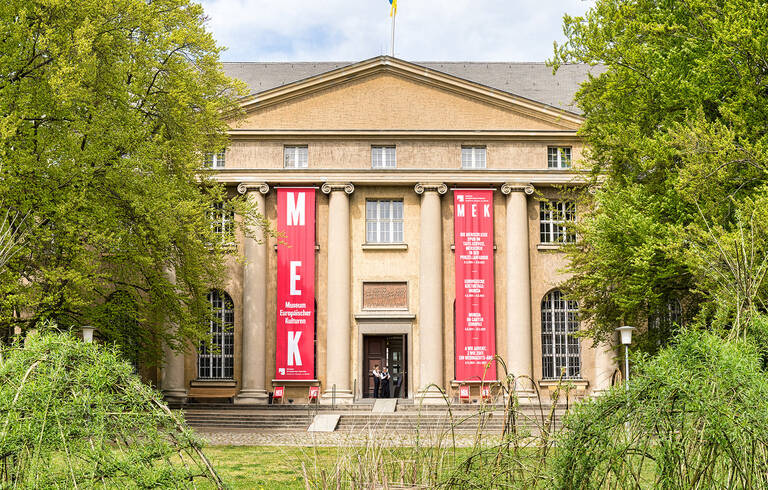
<box><xmin>363</xmin><ymin>335</ymin><xmax>407</xmax><ymax>398</ymax></box>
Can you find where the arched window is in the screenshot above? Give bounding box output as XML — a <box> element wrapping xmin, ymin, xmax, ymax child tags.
<box><xmin>198</xmin><ymin>290</ymin><xmax>234</xmax><ymax>379</ymax></box>
<box><xmin>541</xmin><ymin>290</ymin><xmax>580</xmax><ymax>379</ymax></box>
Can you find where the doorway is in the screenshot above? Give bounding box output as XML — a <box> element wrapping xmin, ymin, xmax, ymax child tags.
<box><xmin>363</xmin><ymin>335</ymin><xmax>407</xmax><ymax>398</ymax></box>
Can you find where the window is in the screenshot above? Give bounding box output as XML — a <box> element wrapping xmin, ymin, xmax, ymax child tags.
<box><xmin>461</xmin><ymin>146</ymin><xmax>486</xmax><ymax>169</ymax></box>
<box><xmin>372</xmin><ymin>146</ymin><xmax>396</xmax><ymax>169</ymax></box>
<box><xmin>366</xmin><ymin>200</ymin><xmax>404</xmax><ymax>243</ymax></box>
<box><xmin>548</xmin><ymin>147</ymin><xmax>572</xmax><ymax>169</ymax></box>
<box><xmin>284</xmin><ymin>145</ymin><xmax>308</xmax><ymax>168</ymax></box>
<box><xmin>204</xmin><ymin>150</ymin><xmax>226</xmax><ymax>169</ymax></box>
<box><xmin>198</xmin><ymin>290</ymin><xmax>235</xmax><ymax>379</ymax></box>
<box><xmin>540</xmin><ymin>201</ymin><xmax>576</xmax><ymax>244</ymax></box>
<box><xmin>209</xmin><ymin>202</ymin><xmax>234</xmax><ymax>243</ymax></box>
<box><xmin>541</xmin><ymin>290</ymin><xmax>580</xmax><ymax>379</ymax></box>
<box><xmin>649</xmin><ymin>299</ymin><xmax>683</xmax><ymax>330</ymax></box>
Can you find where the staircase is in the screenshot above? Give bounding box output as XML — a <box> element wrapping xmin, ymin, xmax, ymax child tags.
<box><xmin>180</xmin><ymin>403</ymin><xmax>568</xmax><ymax>434</ymax></box>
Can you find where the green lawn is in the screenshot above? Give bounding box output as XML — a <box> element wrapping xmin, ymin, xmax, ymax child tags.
<box><xmin>205</xmin><ymin>445</ymin><xmax>338</xmax><ymax>489</ymax></box>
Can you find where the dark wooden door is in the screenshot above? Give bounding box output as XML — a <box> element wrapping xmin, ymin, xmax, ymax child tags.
<box><xmin>363</xmin><ymin>336</ymin><xmax>386</xmax><ymax>398</ymax></box>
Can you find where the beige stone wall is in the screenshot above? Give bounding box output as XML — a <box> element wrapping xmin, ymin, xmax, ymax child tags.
<box><xmin>234</xmin><ymin>73</ymin><xmax>573</xmax><ymax>131</ymax></box>
<box><xmin>227</xmin><ymin>139</ymin><xmax>585</xmax><ymax>171</ymax></box>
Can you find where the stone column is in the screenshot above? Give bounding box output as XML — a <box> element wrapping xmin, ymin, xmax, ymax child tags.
<box><xmin>235</xmin><ymin>183</ymin><xmax>270</xmax><ymax>404</ymax></box>
<box><xmin>161</xmin><ymin>266</ymin><xmax>187</xmax><ymax>403</ymax></box>
<box><xmin>320</xmin><ymin>182</ymin><xmax>355</xmax><ymax>403</ymax></box>
<box><xmin>501</xmin><ymin>183</ymin><xmax>535</xmax><ymax>398</ymax></box>
<box><xmin>415</xmin><ymin>182</ymin><xmax>447</xmax><ymax>404</ymax></box>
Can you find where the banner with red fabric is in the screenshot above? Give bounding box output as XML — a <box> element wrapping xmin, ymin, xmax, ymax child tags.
<box><xmin>275</xmin><ymin>188</ymin><xmax>315</xmax><ymax>380</ymax></box>
<box><xmin>453</xmin><ymin>189</ymin><xmax>497</xmax><ymax>381</ymax></box>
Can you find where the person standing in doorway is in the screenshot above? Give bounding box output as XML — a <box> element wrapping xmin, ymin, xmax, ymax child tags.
<box><xmin>371</xmin><ymin>364</ymin><xmax>381</xmax><ymax>398</ymax></box>
<box><xmin>380</xmin><ymin>366</ymin><xmax>391</xmax><ymax>398</ymax></box>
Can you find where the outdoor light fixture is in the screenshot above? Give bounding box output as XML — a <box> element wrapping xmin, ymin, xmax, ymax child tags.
<box><xmin>615</xmin><ymin>325</ymin><xmax>636</xmax><ymax>387</ymax></box>
<box><xmin>81</xmin><ymin>326</ymin><xmax>96</xmax><ymax>343</ymax></box>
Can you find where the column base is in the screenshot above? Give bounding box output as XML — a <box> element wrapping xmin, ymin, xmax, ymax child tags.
<box><xmin>416</xmin><ymin>387</ymin><xmax>449</xmax><ymax>405</ymax></box>
<box><xmin>162</xmin><ymin>389</ymin><xmax>188</xmax><ymax>404</ymax></box>
<box><xmin>320</xmin><ymin>389</ymin><xmax>354</xmax><ymax>405</ymax></box>
<box><xmin>234</xmin><ymin>389</ymin><xmax>269</xmax><ymax>405</ymax></box>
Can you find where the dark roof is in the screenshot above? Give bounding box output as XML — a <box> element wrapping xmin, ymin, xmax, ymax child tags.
<box><xmin>222</xmin><ymin>58</ymin><xmax>605</xmax><ymax>114</ymax></box>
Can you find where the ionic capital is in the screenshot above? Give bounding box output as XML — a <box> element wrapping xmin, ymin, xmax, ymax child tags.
<box><xmin>321</xmin><ymin>182</ymin><xmax>354</xmax><ymax>195</ymax></box>
<box><xmin>237</xmin><ymin>182</ymin><xmax>270</xmax><ymax>195</ymax></box>
<box><xmin>414</xmin><ymin>183</ymin><xmax>448</xmax><ymax>195</ymax></box>
<box><xmin>501</xmin><ymin>183</ymin><xmax>535</xmax><ymax>196</ymax></box>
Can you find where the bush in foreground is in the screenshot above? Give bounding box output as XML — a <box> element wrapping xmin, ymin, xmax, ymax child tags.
<box><xmin>552</xmin><ymin>330</ymin><xmax>768</xmax><ymax>489</ymax></box>
<box><xmin>0</xmin><ymin>331</ymin><xmax>223</xmax><ymax>488</ymax></box>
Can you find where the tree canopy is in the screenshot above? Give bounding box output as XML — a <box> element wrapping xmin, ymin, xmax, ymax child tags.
<box><xmin>0</xmin><ymin>0</ymin><xmax>253</xmax><ymax>364</ymax></box>
<box><xmin>552</xmin><ymin>0</ymin><xmax>768</xmax><ymax>346</ymax></box>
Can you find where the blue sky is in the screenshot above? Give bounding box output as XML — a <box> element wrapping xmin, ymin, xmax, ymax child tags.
<box><xmin>197</xmin><ymin>0</ymin><xmax>595</xmax><ymax>62</ymax></box>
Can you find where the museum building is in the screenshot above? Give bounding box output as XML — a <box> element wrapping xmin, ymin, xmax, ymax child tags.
<box><xmin>159</xmin><ymin>56</ymin><xmax>617</xmax><ymax>404</ymax></box>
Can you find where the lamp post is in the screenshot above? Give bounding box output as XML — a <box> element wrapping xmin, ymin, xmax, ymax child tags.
<box><xmin>615</xmin><ymin>326</ymin><xmax>636</xmax><ymax>387</ymax></box>
<box><xmin>81</xmin><ymin>326</ymin><xmax>96</xmax><ymax>343</ymax></box>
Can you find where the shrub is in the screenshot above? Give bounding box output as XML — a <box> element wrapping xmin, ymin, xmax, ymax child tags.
<box><xmin>551</xmin><ymin>330</ymin><xmax>768</xmax><ymax>489</ymax></box>
<box><xmin>0</xmin><ymin>330</ymin><xmax>223</xmax><ymax>488</ymax></box>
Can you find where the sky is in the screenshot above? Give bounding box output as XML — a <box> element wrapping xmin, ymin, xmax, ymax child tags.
<box><xmin>197</xmin><ymin>0</ymin><xmax>595</xmax><ymax>62</ymax></box>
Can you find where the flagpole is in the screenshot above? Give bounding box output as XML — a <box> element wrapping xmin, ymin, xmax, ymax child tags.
<box><xmin>390</xmin><ymin>10</ymin><xmax>396</xmax><ymax>57</ymax></box>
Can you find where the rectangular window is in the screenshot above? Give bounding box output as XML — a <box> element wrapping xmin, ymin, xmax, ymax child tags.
<box><xmin>547</xmin><ymin>146</ymin><xmax>572</xmax><ymax>168</ymax></box>
<box><xmin>284</xmin><ymin>145</ymin><xmax>308</xmax><ymax>168</ymax></box>
<box><xmin>461</xmin><ymin>146</ymin><xmax>486</xmax><ymax>169</ymax></box>
<box><xmin>366</xmin><ymin>200</ymin><xmax>404</xmax><ymax>243</ymax></box>
<box><xmin>540</xmin><ymin>201</ymin><xmax>576</xmax><ymax>244</ymax></box>
<box><xmin>204</xmin><ymin>150</ymin><xmax>226</xmax><ymax>169</ymax></box>
<box><xmin>209</xmin><ymin>202</ymin><xmax>234</xmax><ymax>244</ymax></box>
<box><xmin>371</xmin><ymin>146</ymin><xmax>396</xmax><ymax>169</ymax></box>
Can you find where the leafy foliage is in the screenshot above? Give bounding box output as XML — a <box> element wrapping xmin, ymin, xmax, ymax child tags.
<box><xmin>551</xmin><ymin>329</ymin><xmax>768</xmax><ymax>489</ymax></box>
<box><xmin>552</xmin><ymin>0</ymin><xmax>768</xmax><ymax>344</ymax></box>
<box><xmin>0</xmin><ymin>330</ymin><xmax>224</xmax><ymax>488</ymax></box>
<box><xmin>0</xmin><ymin>0</ymin><xmax>256</xmax><ymax>362</ymax></box>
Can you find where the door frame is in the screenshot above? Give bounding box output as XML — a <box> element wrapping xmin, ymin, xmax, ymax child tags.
<box><xmin>356</xmin><ymin>320</ymin><xmax>413</xmax><ymax>400</ymax></box>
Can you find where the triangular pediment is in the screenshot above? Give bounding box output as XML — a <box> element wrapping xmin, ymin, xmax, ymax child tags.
<box><xmin>232</xmin><ymin>57</ymin><xmax>582</xmax><ymax>131</ymax></box>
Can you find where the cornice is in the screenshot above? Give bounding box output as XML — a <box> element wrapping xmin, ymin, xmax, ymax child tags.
<box><xmin>227</xmin><ymin>129</ymin><xmax>581</xmax><ymax>141</ymax></box>
<box><xmin>235</xmin><ymin>57</ymin><xmax>583</xmax><ymax>130</ymax></box>
<box><xmin>208</xmin><ymin>168</ymin><xmax>590</xmax><ymax>187</ymax></box>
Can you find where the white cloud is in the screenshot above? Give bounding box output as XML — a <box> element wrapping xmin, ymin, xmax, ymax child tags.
<box><xmin>198</xmin><ymin>0</ymin><xmax>594</xmax><ymax>62</ymax></box>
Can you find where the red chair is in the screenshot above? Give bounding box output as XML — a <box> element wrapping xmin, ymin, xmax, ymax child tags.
<box><xmin>481</xmin><ymin>385</ymin><xmax>492</xmax><ymax>403</ymax></box>
<box><xmin>308</xmin><ymin>386</ymin><xmax>320</xmax><ymax>403</ymax></box>
<box><xmin>459</xmin><ymin>384</ymin><xmax>471</xmax><ymax>403</ymax></box>
<box><xmin>273</xmin><ymin>386</ymin><xmax>285</xmax><ymax>404</ymax></box>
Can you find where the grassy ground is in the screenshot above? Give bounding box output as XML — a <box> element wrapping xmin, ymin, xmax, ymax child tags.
<box><xmin>204</xmin><ymin>445</ymin><xmax>336</xmax><ymax>489</ymax></box>
<box><xmin>204</xmin><ymin>445</ymin><xmax>480</xmax><ymax>489</ymax></box>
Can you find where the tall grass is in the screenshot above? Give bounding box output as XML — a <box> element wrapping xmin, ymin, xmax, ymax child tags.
<box><xmin>303</xmin><ymin>357</ymin><xmax>584</xmax><ymax>489</ymax></box>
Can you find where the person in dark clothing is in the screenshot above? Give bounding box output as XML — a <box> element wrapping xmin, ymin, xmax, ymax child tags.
<box><xmin>379</xmin><ymin>366</ymin><xmax>391</xmax><ymax>398</ymax></box>
<box><xmin>371</xmin><ymin>364</ymin><xmax>381</xmax><ymax>398</ymax></box>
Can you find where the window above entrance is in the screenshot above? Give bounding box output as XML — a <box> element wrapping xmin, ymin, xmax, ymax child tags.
<box><xmin>366</xmin><ymin>199</ymin><xmax>404</xmax><ymax>243</ymax></box>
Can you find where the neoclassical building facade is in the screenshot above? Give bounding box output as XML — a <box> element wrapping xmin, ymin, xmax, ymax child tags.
<box><xmin>159</xmin><ymin>56</ymin><xmax>616</xmax><ymax>404</ymax></box>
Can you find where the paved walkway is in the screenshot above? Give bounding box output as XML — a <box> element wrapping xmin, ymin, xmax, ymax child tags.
<box><xmin>196</xmin><ymin>428</ymin><xmax>504</xmax><ymax>447</ymax></box>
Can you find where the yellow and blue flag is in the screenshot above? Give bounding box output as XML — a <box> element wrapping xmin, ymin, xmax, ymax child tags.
<box><xmin>389</xmin><ymin>0</ymin><xmax>397</xmax><ymax>17</ymax></box>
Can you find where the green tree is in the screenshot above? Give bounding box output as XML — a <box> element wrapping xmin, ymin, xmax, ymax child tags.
<box><xmin>552</xmin><ymin>0</ymin><xmax>768</xmax><ymax>344</ymax></box>
<box><xmin>0</xmin><ymin>0</ymin><xmax>255</xmax><ymax>363</ymax></box>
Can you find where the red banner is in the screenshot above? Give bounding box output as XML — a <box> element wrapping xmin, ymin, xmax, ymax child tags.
<box><xmin>454</xmin><ymin>190</ymin><xmax>497</xmax><ymax>381</ymax></box>
<box><xmin>275</xmin><ymin>188</ymin><xmax>315</xmax><ymax>380</ymax></box>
